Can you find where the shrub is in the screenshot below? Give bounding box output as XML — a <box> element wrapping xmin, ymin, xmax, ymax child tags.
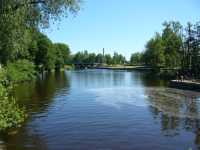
<box><xmin>6</xmin><ymin>59</ymin><xmax>36</xmax><ymax>83</ymax></box>
<box><xmin>0</xmin><ymin>84</ymin><xmax>26</xmax><ymax>131</ymax></box>
<box><xmin>0</xmin><ymin>67</ymin><xmax>27</xmax><ymax>131</ymax></box>
<box><xmin>0</xmin><ymin>68</ymin><xmax>8</xmax><ymax>86</ymax></box>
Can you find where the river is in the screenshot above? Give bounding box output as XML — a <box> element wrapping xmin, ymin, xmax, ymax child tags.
<box><xmin>1</xmin><ymin>69</ymin><xmax>200</xmax><ymax>150</ymax></box>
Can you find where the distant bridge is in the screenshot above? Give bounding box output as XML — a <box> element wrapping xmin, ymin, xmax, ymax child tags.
<box><xmin>73</xmin><ymin>63</ymin><xmax>101</xmax><ymax>69</ymax></box>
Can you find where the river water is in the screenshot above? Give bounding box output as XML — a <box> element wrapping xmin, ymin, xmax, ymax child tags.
<box><xmin>1</xmin><ymin>69</ymin><xmax>200</xmax><ymax>150</ymax></box>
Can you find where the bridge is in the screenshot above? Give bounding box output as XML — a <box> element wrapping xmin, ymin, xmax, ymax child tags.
<box><xmin>73</xmin><ymin>63</ymin><xmax>101</xmax><ymax>69</ymax></box>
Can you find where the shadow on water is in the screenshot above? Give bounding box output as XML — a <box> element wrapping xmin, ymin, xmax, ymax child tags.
<box><xmin>139</xmin><ymin>71</ymin><xmax>169</xmax><ymax>87</ymax></box>
<box><xmin>14</xmin><ymin>71</ymin><xmax>70</xmax><ymax>113</ymax></box>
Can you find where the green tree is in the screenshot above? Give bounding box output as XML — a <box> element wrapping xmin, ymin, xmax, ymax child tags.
<box><xmin>95</xmin><ymin>53</ymin><xmax>104</xmax><ymax>64</ymax></box>
<box><xmin>34</xmin><ymin>32</ymin><xmax>54</xmax><ymax>71</ymax></box>
<box><xmin>54</xmin><ymin>43</ymin><xmax>71</xmax><ymax>69</ymax></box>
<box><xmin>105</xmin><ymin>54</ymin><xmax>113</xmax><ymax>65</ymax></box>
<box><xmin>162</xmin><ymin>21</ymin><xmax>182</xmax><ymax>68</ymax></box>
<box><xmin>143</xmin><ymin>33</ymin><xmax>165</xmax><ymax>68</ymax></box>
<box><xmin>0</xmin><ymin>3</ymin><xmax>31</xmax><ymax>64</ymax></box>
<box><xmin>72</xmin><ymin>52</ymin><xmax>83</xmax><ymax>64</ymax></box>
<box><xmin>1</xmin><ymin>0</ymin><xmax>81</xmax><ymax>28</ymax></box>
<box><xmin>112</xmin><ymin>52</ymin><xmax>126</xmax><ymax>65</ymax></box>
<box><xmin>0</xmin><ymin>0</ymin><xmax>81</xmax><ymax>65</ymax></box>
<box><xmin>6</xmin><ymin>59</ymin><xmax>36</xmax><ymax>83</ymax></box>
<box><xmin>130</xmin><ymin>52</ymin><xmax>142</xmax><ymax>65</ymax></box>
<box><xmin>88</xmin><ymin>53</ymin><xmax>96</xmax><ymax>64</ymax></box>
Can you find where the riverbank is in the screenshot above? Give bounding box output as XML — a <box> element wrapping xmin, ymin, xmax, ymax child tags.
<box><xmin>95</xmin><ymin>65</ymin><xmax>152</xmax><ymax>71</ymax></box>
<box><xmin>170</xmin><ymin>80</ymin><xmax>200</xmax><ymax>92</ymax></box>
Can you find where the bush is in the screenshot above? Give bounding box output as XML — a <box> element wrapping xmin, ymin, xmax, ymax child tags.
<box><xmin>0</xmin><ymin>84</ymin><xmax>26</xmax><ymax>131</ymax></box>
<box><xmin>0</xmin><ymin>68</ymin><xmax>8</xmax><ymax>86</ymax></box>
<box><xmin>6</xmin><ymin>59</ymin><xmax>36</xmax><ymax>83</ymax></box>
<box><xmin>0</xmin><ymin>64</ymin><xmax>27</xmax><ymax>131</ymax></box>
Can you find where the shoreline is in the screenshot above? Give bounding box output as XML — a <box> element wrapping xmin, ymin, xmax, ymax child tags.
<box><xmin>93</xmin><ymin>66</ymin><xmax>153</xmax><ymax>71</ymax></box>
<box><xmin>170</xmin><ymin>80</ymin><xmax>200</xmax><ymax>92</ymax></box>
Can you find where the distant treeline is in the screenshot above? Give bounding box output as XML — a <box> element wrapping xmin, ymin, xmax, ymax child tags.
<box><xmin>130</xmin><ymin>21</ymin><xmax>200</xmax><ymax>78</ymax></box>
<box><xmin>72</xmin><ymin>51</ymin><xmax>126</xmax><ymax>65</ymax></box>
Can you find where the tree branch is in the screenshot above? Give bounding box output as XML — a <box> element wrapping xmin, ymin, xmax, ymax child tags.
<box><xmin>14</xmin><ymin>0</ymin><xmax>46</xmax><ymax>11</ymax></box>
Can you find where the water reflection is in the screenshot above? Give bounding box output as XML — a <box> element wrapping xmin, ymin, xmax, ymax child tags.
<box><xmin>14</xmin><ymin>71</ymin><xmax>70</xmax><ymax>113</ymax></box>
<box><xmin>146</xmin><ymin>88</ymin><xmax>200</xmax><ymax>119</ymax></box>
<box><xmin>1</xmin><ymin>70</ymin><xmax>200</xmax><ymax>150</ymax></box>
<box><xmin>1</xmin><ymin>71</ymin><xmax>70</xmax><ymax>150</ymax></box>
<box><xmin>146</xmin><ymin>87</ymin><xmax>200</xmax><ymax>149</ymax></box>
<box><xmin>68</xmin><ymin>70</ymin><xmax>134</xmax><ymax>88</ymax></box>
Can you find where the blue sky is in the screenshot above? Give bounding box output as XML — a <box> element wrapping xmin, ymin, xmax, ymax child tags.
<box><xmin>45</xmin><ymin>0</ymin><xmax>200</xmax><ymax>59</ymax></box>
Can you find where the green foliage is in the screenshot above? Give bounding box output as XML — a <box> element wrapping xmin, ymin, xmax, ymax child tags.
<box><xmin>183</xmin><ymin>22</ymin><xmax>200</xmax><ymax>78</ymax></box>
<box><xmin>162</xmin><ymin>21</ymin><xmax>182</xmax><ymax>68</ymax></box>
<box><xmin>72</xmin><ymin>50</ymin><xmax>126</xmax><ymax>65</ymax></box>
<box><xmin>105</xmin><ymin>54</ymin><xmax>113</xmax><ymax>65</ymax></box>
<box><xmin>1</xmin><ymin>0</ymin><xmax>81</xmax><ymax>28</ymax></box>
<box><xmin>135</xmin><ymin>20</ymin><xmax>200</xmax><ymax>78</ymax></box>
<box><xmin>0</xmin><ymin>3</ymin><xmax>31</xmax><ymax>64</ymax></box>
<box><xmin>0</xmin><ymin>80</ymin><xmax>26</xmax><ymax>131</ymax></box>
<box><xmin>0</xmin><ymin>0</ymin><xmax>80</xmax><ymax>66</ymax></box>
<box><xmin>130</xmin><ymin>52</ymin><xmax>143</xmax><ymax>65</ymax></box>
<box><xmin>112</xmin><ymin>52</ymin><xmax>126</xmax><ymax>65</ymax></box>
<box><xmin>54</xmin><ymin>43</ymin><xmax>71</xmax><ymax>69</ymax></box>
<box><xmin>34</xmin><ymin>32</ymin><xmax>53</xmax><ymax>70</ymax></box>
<box><xmin>140</xmin><ymin>21</ymin><xmax>182</xmax><ymax>69</ymax></box>
<box><xmin>143</xmin><ymin>33</ymin><xmax>165</xmax><ymax>67</ymax></box>
<box><xmin>88</xmin><ymin>53</ymin><xmax>96</xmax><ymax>64</ymax></box>
<box><xmin>95</xmin><ymin>53</ymin><xmax>104</xmax><ymax>64</ymax></box>
<box><xmin>6</xmin><ymin>60</ymin><xmax>36</xmax><ymax>83</ymax></box>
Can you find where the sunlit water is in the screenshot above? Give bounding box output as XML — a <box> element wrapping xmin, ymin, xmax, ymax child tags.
<box><xmin>1</xmin><ymin>69</ymin><xmax>200</xmax><ymax>150</ymax></box>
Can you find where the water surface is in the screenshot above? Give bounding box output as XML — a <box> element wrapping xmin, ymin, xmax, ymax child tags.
<box><xmin>1</xmin><ymin>69</ymin><xmax>200</xmax><ymax>150</ymax></box>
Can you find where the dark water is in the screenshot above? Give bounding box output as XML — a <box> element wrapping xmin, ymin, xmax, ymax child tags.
<box><xmin>1</xmin><ymin>69</ymin><xmax>200</xmax><ymax>150</ymax></box>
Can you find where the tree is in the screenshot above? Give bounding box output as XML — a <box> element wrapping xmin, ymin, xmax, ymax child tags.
<box><xmin>1</xmin><ymin>0</ymin><xmax>81</xmax><ymax>28</ymax></box>
<box><xmin>72</xmin><ymin>52</ymin><xmax>82</xmax><ymax>64</ymax></box>
<box><xmin>0</xmin><ymin>0</ymin><xmax>81</xmax><ymax>65</ymax></box>
<box><xmin>183</xmin><ymin>22</ymin><xmax>200</xmax><ymax>78</ymax></box>
<box><xmin>105</xmin><ymin>54</ymin><xmax>113</xmax><ymax>65</ymax></box>
<box><xmin>34</xmin><ymin>32</ymin><xmax>54</xmax><ymax>71</ymax></box>
<box><xmin>162</xmin><ymin>21</ymin><xmax>182</xmax><ymax>68</ymax></box>
<box><xmin>143</xmin><ymin>33</ymin><xmax>165</xmax><ymax>67</ymax></box>
<box><xmin>0</xmin><ymin>3</ymin><xmax>31</xmax><ymax>64</ymax></box>
<box><xmin>6</xmin><ymin>59</ymin><xmax>36</xmax><ymax>83</ymax></box>
<box><xmin>95</xmin><ymin>53</ymin><xmax>104</xmax><ymax>64</ymax></box>
<box><xmin>130</xmin><ymin>52</ymin><xmax>142</xmax><ymax>65</ymax></box>
<box><xmin>88</xmin><ymin>53</ymin><xmax>96</xmax><ymax>64</ymax></box>
<box><xmin>54</xmin><ymin>43</ymin><xmax>70</xmax><ymax>69</ymax></box>
<box><xmin>112</xmin><ymin>52</ymin><xmax>126</xmax><ymax>65</ymax></box>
